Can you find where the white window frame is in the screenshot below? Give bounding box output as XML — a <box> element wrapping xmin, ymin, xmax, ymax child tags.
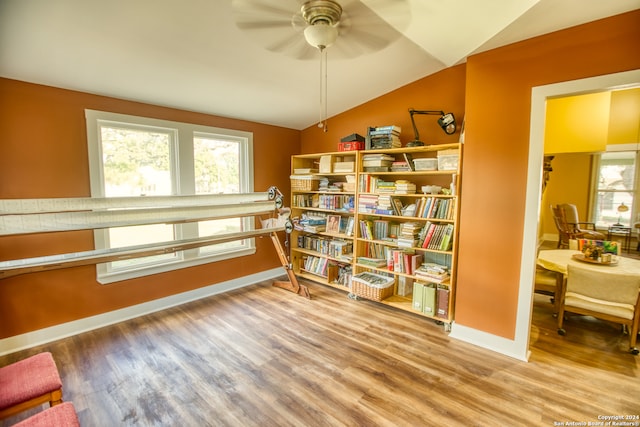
<box><xmin>589</xmin><ymin>143</ymin><xmax>639</xmax><ymax>229</ymax></box>
<box><xmin>86</xmin><ymin>109</ymin><xmax>255</xmax><ymax>284</ymax></box>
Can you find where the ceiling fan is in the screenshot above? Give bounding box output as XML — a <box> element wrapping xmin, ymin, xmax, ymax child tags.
<box><xmin>231</xmin><ymin>0</ymin><xmax>411</xmax><ymax>60</ymax></box>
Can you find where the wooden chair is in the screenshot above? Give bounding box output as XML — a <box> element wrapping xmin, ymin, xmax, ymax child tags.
<box><xmin>551</xmin><ymin>205</ymin><xmax>603</xmax><ymax>248</ymax></box>
<box><xmin>12</xmin><ymin>402</ymin><xmax>79</xmax><ymax>427</ymax></box>
<box><xmin>534</xmin><ymin>239</ymin><xmax>563</xmax><ymax>314</ymax></box>
<box><xmin>0</xmin><ymin>352</ymin><xmax>63</xmax><ymax>419</ymax></box>
<box><xmin>557</xmin><ymin>263</ymin><xmax>640</xmax><ymax>354</ymax></box>
<box><xmin>534</xmin><ymin>266</ymin><xmax>563</xmax><ymax>315</ymax></box>
<box><xmin>559</xmin><ymin>203</ymin><xmax>605</xmax><ymax>240</ymax></box>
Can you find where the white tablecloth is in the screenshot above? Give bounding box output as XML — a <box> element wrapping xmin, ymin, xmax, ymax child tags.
<box><xmin>537</xmin><ymin>249</ymin><xmax>640</xmax><ymax>276</ymax></box>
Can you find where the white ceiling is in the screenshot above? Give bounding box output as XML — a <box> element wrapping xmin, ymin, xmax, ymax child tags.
<box><xmin>0</xmin><ymin>0</ymin><xmax>638</xmax><ymax>130</ymax></box>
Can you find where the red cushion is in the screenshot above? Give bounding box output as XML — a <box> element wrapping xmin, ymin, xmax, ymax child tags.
<box><xmin>13</xmin><ymin>402</ymin><xmax>79</xmax><ymax>427</ymax></box>
<box><xmin>0</xmin><ymin>352</ymin><xmax>63</xmax><ymax>409</ymax></box>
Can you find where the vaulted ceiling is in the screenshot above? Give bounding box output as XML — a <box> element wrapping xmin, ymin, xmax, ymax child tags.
<box><xmin>1</xmin><ymin>0</ymin><xmax>638</xmax><ymax>130</ymax></box>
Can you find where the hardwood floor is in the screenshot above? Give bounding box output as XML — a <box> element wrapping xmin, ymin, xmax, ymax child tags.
<box><xmin>1</xmin><ymin>279</ymin><xmax>639</xmax><ymax>426</ymax></box>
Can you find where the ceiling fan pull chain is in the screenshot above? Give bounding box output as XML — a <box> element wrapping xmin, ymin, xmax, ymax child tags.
<box><xmin>317</xmin><ymin>46</ymin><xmax>328</xmax><ymax>132</ymax></box>
<box><xmin>323</xmin><ymin>47</ymin><xmax>328</xmax><ymax>132</ymax></box>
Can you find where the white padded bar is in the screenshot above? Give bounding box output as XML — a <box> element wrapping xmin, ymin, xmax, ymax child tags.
<box><xmin>0</xmin><ymin>200</ymin><xmax>276</xmax><ymax>235</ymax></box>
<box><xmin>0</xmin><ymin>226</ymin><xmax>284</xmax><ymax>279</ymax></box>
<box><xmin>0</xmin><ymin>193</ymin><xmax>271</xmax><ymax>214</ymax></box>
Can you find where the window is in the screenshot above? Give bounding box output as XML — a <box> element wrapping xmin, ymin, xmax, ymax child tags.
<box><xmin>86</xmin><ymin>110</ymin><xmax>254</xmax><ymax>284</ymax></box>
<box><xmin>591</xmin><ymin>146</ymin><xmax>639</xmax><ymax>228</ymax></box>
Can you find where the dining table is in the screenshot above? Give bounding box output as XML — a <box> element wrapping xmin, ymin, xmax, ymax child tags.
<box><xmin>537</xmin><ymin>249</ymin><xmax>640</xmax><ymax>276</ymax></box>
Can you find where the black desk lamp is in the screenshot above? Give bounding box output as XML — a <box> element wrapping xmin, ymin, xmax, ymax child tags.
<box><xmin>407</xmin><ymin>109</ymin><xmax>456</xmax><ymax>147</ymax></box>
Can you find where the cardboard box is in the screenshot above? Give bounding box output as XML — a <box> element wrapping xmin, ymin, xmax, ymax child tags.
<box><xmin>339</xmin><ymin>141</ymin><xmax>365</xmax><ymax>151</ymax></box>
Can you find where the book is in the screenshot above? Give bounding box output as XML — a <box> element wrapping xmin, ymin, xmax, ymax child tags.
<box><xmin>423</xmin><ymin>284</ymin><xmax>437</xmax><ymax>316</ymax></box>
<box><xmin>340</xmin><ymin>133</ymin><xmax>365</xmax><ymax>143</ymax></box>
<box><xmin>402</xmin><ymin>153</ymin><xmax>415</xmax><ymax>171</ymax></box>
<box><xmin>439</xmin><ymin>224</ymin><xmax>455</xmax><ymax>251</ymax></box>
<box><xmin>412</xmin><ymin>282</ymin><xmax>425</xmax><ymax>311</ymax></box>
<box><xmin>437</xmin><ymin>286</ymin><xmax>450</xmax><ymax>318</ymax></box>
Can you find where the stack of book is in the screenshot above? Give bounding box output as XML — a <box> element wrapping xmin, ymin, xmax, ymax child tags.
<box><xmin>394</xmin><ymin>180</ymin><xmax>416</xmax><ymax>194</ymax></box>
<box><xmin>375</xmin><ymin>180</ymin><xmax>396</xmax><ymax>193</ymax></box>
<box><xmin>298</xmin><ymin>213</ymin><xmax>327</xmax><ymax>233</ymax></box>
<box><xmin>376</xmin><ymin>195</ymin><xmax>394</xmax><ymax>214</ymax></box>
<box><xmin>397</xmin><ymin>222</ymin><xmax>422</xmax><ymax>248</ymax></box>
<box><xmin>317</xmin><ymin>177</ymin><xmax>331</xmax><ymax>192</ymax></box>
<box><xmin>358</xmin><ymin>194</ymin><xmax>379</xmax><ymax>214</ymax></box>
<box><xmin>356</xmin><ymin>257</ymin><xmax>388</xmax><ymax>267</ymax></box>
<box><xmin>362</xmin><ymin>153</ymin><xmax>395</xmax><ymax>172</ymax></box>
<box><xmin>414</xmin><ymin>262</ymin><xmax>450</xmax><ymax>283</ymax></box>
<box><xmin>390</xmin><ymin>161</ymin><xmax>412</xmax><ymax>172</ymax></box>
<box><xmin>367</xmin><ymin>126</ymin><xmax>402</xmax><ymax>149</ymax></box>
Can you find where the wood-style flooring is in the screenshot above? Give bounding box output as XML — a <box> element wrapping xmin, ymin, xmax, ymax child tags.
<box><xmin>1</xmin><ymin>279</ymin><xmax>639</xmax><ymax>426</ymax></box>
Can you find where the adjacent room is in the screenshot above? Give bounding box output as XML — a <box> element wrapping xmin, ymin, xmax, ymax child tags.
<box><xmin>1</xmin><ymin>1</ymin><xmax>639</xmax><ymax>425</ymax></box>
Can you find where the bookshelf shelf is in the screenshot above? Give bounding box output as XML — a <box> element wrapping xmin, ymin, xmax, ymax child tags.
<box><xmin>290</xmin><ymin>142</ymin><xmax>461</xmax><ymax>328</ymax></box>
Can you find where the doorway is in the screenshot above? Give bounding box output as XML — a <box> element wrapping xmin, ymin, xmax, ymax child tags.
<box><xmin>522</xmin><ymin>69</ymin><xmax>640</xmax><ymax>354</ymax></box>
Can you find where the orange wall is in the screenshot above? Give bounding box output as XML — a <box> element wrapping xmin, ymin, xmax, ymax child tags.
<box><xmin>300</xmin><ymin>64</ymin><xmax>467</xmax><ymax>153</ymax></box>
<box><xmin>0</xmin><ymin>79</ymin><xmax>300</xmax><ymax>338</ymax></box>
<box><xmin>541</xmin><ymin>153</ymin><xmax>593</xmax><ymax>237</ymax></box>
<box><xmin>457</xmin><ymin>11</ymin><xmax>639</xmax><ymax>338</ymax></box>
<box><xmin>301</xmin><ymin>10</ymin><xmax>640</xmax><ymax>339</ymax></box>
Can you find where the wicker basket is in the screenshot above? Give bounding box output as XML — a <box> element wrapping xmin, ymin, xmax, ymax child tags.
<box><xmin>291</xmin><ymin>177</ymin><xmax>319</xmax><ymax>191</ymax></box>
<box><xmin>351</xmin><ymin>272</ymin><xmax>395</xmax><ymax>301</ymax></box>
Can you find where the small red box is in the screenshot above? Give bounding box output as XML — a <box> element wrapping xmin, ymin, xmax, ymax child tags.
<box><xmin>338</xmin><ymin>141</ymin><xmax>365</xmax><ymax>151</ymax></box>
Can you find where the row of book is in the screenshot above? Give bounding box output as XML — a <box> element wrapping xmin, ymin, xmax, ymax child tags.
<box><xmin>413</xmin><ymin>282</ymin><xmax>450</xmax><ymax>319</ymax></box>
<box><xmin>302</xmin><ymin>255</ymin><xmax>330</xmax><ymax>277</ymax></box>
<box><xmin>316</xmin><ymin>194</ymin><xmax>355</xmax><ymax>211</ymax></box>
<box><xmin>414</xmin><ymin>197</ymin><xmax>455</xmax><ymax>220</ymax></box>
<box><xmin>357</xmin><ymin>219</ymin><xmax>454</xmax><ymax>252</ymax></box>
<box><xmin>359</xmin><ymin>175</ymin><xmax>419</xmax><ymax>194</ymax></box>
<box><xmin>297</xmin><ymin>235</ymin><xmax>353</xmax><ymax>259</ymax></box>
<box><xmin>358</xmin><ymin>243</ymin><xmax>421</xmax><ymax>274</ymax></box>
<box><xmin>419</xmin><ymin>222</ymin><xmax>454</xmax><ymax>251</ymax></box>
<box><xmin>294</xmin><ymin>194</ymin><xmax>348</xmax><ymax>209</ymax></box>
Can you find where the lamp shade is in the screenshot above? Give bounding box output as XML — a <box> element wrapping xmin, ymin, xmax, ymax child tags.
<box><xmin>304</xmin><ymin>23</ymin><xmax>338</xmax><ymax>49</ymax></box>
<box><xmin>618</xmin><ymin>203</ymin><xmax>629</xmax><ymax>213</ymax></box>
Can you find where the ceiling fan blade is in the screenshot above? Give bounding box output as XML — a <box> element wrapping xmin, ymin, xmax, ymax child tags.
<box><xmin>336</xmin><ymin>0</ymin><xmax>410</xmax><ymax>55</ymax></box>
<box><xmin>232</xmin><ymin>0</ymin><xmax>298</xmax><ymax>18</ymax></box>
<box><xmin>236</xmin><ymin>19</ymin><xmax>294</xmax><ymax>30</ymax></box>
<box><xmin>232</xmin><ymin>0</ymin><xmax>412</xmax><ymax>60</ymax></box>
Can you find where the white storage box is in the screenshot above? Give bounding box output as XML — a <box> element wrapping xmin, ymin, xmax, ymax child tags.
<box><xmin>437</xmin><ymin>149</ymin><xmax>459</xmax><ymax>171</ymax></box>
<box><xmin>413</xmin><ymin>158</ymin><xmax>438</xmax><ymax>171</ymax></box>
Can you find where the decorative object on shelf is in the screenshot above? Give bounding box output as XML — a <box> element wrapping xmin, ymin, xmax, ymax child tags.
<box><xmin>615</xmin><ymin>202</ymin><xmax>629</xmax><ymax>226</ymax></box>
<box><xmin>407</xmin><ymin>108</ymin><xmax>456</xmax><ymax>146</ymax></box>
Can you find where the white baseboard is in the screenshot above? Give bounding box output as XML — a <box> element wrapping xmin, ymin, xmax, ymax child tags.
<box><xmin>449</xmin><ymin>322</ymin><xmax>530</xmax><ymax>362</ymax></box>
<box><xmin>0</xmin><ymin>267</ymin><xmax>284</xmax><ymax>356</ymax></box>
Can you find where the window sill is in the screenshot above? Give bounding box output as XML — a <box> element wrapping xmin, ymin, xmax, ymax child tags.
<box><xmin>97</xmin><ymin>247</ymin><xmax>257</xmax><ymax>284</ymax></box>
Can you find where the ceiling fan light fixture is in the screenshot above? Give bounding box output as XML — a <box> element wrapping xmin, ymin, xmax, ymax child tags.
<box><xmin>304</xmin><ymin>22</ymin><xmax>338</xmax><ymax>50</ymax></box>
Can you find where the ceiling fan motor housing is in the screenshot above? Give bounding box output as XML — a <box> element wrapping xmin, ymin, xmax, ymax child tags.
<box><xmin>302</xmin><ymin>1</ymin><xmax>342</xmax><ymax>49</ymax></box>
<box><xmin>301</xmin><ymin>0</ymin><xmax>343</xmax><ymax>26</ymax></box>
